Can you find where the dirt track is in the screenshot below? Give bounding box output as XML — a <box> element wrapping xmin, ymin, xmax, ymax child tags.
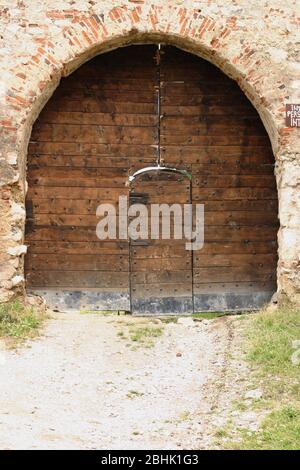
<box><xmin>0</xmin><ymin>313</ymin><xmax>253</xmax><ymax>450</ymax></box>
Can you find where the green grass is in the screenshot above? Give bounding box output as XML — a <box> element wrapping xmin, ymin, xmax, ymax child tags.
<box><xmin>229</xmin><ymin>406</ymin><xmax>300</xmax><ymax>450</ymax></box>
<box><xmin>193</xmin><ymin>312</ymin><xmax>227</xmax><ymax>320</ymax></box>
<box><xmin>80</xmin><ymin>309</ymin><xmax>127</xmax><ymax>315</ymax></box>
<box><xmin>178</xmin><ymin>411</ymin><xmax>192</xmax><ymax>422</ymax></box>
<box><xmin>159</xmin><ymin>316</ymin><xmax>178</xmax><ymax>324</ymax></box>
<box><xmin>117</xmin><ymin>322</ymin><xmax>164</xmax><ymax>349</ymax></box>
<box><xmin>222</xmin><ymin>303</ymin><xmax>300</xmax><ymax>450</ymax></box>
<box><xmin>126</xmin><ymin>389</ymin><xmax>144</xmax><ymax>399</ymax></box>
<box><xmin>0</xmin><ymin>299</ymin><xmax>45</xmax><ymax>344</ymax></box>
<box><xmin>246</xmin><ymin>304</ymin><xmax>300</xmax><ymax>382</ymax></box>
<box><xmin>129</xmin><ymin>326</ymin><xmax>163</xmax><ymax>342</ymax></box>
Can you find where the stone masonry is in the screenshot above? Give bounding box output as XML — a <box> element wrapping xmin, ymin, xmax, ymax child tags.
<box><xmin>0</xmin><ymin>0</ymin><xmax>299</xmax><ymax>304</ymax></box>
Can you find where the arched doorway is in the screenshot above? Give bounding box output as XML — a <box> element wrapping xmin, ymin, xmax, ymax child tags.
<box><xmin>25</xmin><ymin>45</ymin><xmax>278</xmax><ymax>313</ymax></box>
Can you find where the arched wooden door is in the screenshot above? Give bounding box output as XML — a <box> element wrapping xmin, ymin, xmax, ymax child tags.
<box><xmin>25</xmin><ymin>45</ymin><xmax>278</xmax><ymax>313</ymax></box>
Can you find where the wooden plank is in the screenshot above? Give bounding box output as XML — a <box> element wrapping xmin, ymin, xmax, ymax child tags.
<box><xmin>56</xmin><ymin>78</ymin><xmax>158</xmax><ymax>92</ymax></box>
<box><xmin>204</xmin><ymin>226</ymin><xmax>278</xmax><ymax>241</ymax></box>
<box><xmin>28</xmin><ymin>155</ymin><xmax>157</xmax><ymax>168</ymax></box>
<box><xmin>162</xmin><ymin>154</ymin><xmax>274</xmax><ymax>166</ymax></box>
<box><xmin>193</xmin><ymin>253</ymin><xmax>277</xmax><ymax>268</ymax></box>
<box><xmin>27</xmin><ymin>198</ymin><xmax>114</xmax><ymax>215</ymax></box>
<box><xmin>193</xmin><ymin>267</ymin><xmax>276</xmax><ymax>283</ymax></box>
<box><xmin>28</xmin><ymin>166</ymin><xmax>129</xmax><ymax>177</ymax></box>
<box><xmin>194</xmin><ymin>241</ymin><xmax>277</xmax><ymax>255</ymax></box>
<box><xmin>31</xmin><ymin>124</ymin><xmax>157</xmax><ymax>144</ymax></box>
<box><xmin>162</xmin><ymin>115</ymin><xmax>264</xmax><ymax>127</ymax></box>
<box><xmin>131</xmin><ymin>181</ymin><xmax>190</xmax><ymax>193</ymax></box>
<box><xmin>131</xmin><ymin>270</ymin><xmax>192</xmax><ymax>285</ymax></box>
<box><xmin>161</xmin><ymin>145</ymin><xmax>274</xmax><ymax>162</ymax></box>
<box><xmin>26</xmin><ymin>227</ymin><xmax>113</xmax><ymax>242</ymax></box>
<box><xmin>27</xmin><ymin>214</ymin><xmax>106</xmax><ymax>227</ymax></box>
<box><xmin>193</xmin><ymin>175</ymin><xmax>276</xmax><ymax>188</ymax></box>
<box><xmin>28</xmin><ymin>142</ymin><xmax>157</xmax><ymax>158</ymax></box>
<box><xmin>38</xmin><ymin>111</ymin><xmax>157</xmax><ymax>127</ymax></box>
<box><xmin>25</xmin><ymin>254</ymin><xmax>129</xmax><ymax>271</ymax></box>
<box><xmin>131</xmin><ymin>283</ymin><xmax>193</xmax><ymax>298</ymax></box>
<box><xmin>202</xmin><ymin>211</ymin><xmax>277</xmax><ymax>226</ymax></box>
<box><xmin>28</xmin><ymin>175</ymin><xmax>276</xmax><ymax>191</ymax></box>
<box><xmin>162</xmin><ymin>105</ymin><xmax>258</xmax><ymax>117</ymax></box>
<box><xmin>120</xmin><ymin>211</ymin><xmax>278</xmax><ymax>226</ymax></box>
<box><xmin>191</xmin><ymin>162</ymin><xmax>274</xmax><ymax>175</ymax></box>
<box><xmin>27</xmin><ymin>186</ymin><xmax>128</xmax><ymax>200</ymax></box>
<box><xmin>161</xmin><ymin>82</ymin><xmax>249</xmax><ymax>96</ymax></box>
<box><xmin>162</xmin><ymin>123</ymin><xmax>266</xmax><ymax>136</ymax></box>
<box><xmin>193</xmin><ymin>187</ymin><xmax>277</xmax><ymax>200</ymax></box>
<box><xmin>45</xmin><ymin>99</ymin><xmax>157</xmax><ymax>114</ymax></box>
<box><xmin>131</xmin><ymin>257</ymin><xmax>192</xmax><ymax>272</ymax></box>
<box><xmin>27</xmin><ymin>175</ymin><xmax>127</xmax><ymax>188</ymax></box>
<box><xmin>26</xmin><ymin>195</ymin><xmax>191</xmax><ymax>213</ymax></box>
<box><xmin>26</xmin><ymin>270</ymin><xmax>129</xmax><ymax>288</ymax></box>
<box><xmin>130</xmin><ymin>239</ymin><xmax>277</xmax><ymax>254</ymax></box>
<box><xmin>27</xmin><ymin>241</ymin><xmax>129</xmax><ymax>255</ymax></box>
<box><xmin>194</xmin><ymin>200</ymin><xmax>278</xmax><ymax>212</ymax></box>
<box><xmin>131</xmin><ymin>245</ymin><xmax>189</xmax><ymax>259</ymax></box>
<box><xmin>160</xmin><ymin>70</ymin><xmax>236</xmax><ymax>80</ymax></box>
<box><xmin>25</xmin><ymin>225</ymin><xmax>278</xmax><ymax>243</ymax></box>
<box><xmin>79</xmin><ymin>143</ymin><xmax>157</xmax><ymax>158</ymax></box>
<box><xmin>72</xmin><ymin>67</ymin><xmax>157</xmax><ymax>80</ymax></box>
<box><xmin>161</xmin><ymin>134</ymin><xmax>270</xmax><ymax>146</ymax></box>
<box><xmin>160</xmin><ymin>94</ymin><xmax>250</xmax><ymax>107</ymax></box>
<box><xmin>52</xmin><ymin>89</ymin><xmax>157</xmax><ymax>104</ymax></box>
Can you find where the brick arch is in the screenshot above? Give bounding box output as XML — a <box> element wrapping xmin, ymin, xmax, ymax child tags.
<box><xmin>13</xmin><ymin>7</ymin><xmax>284</xmax><ymax>154</ymax></box>
<box><xmin>0</xmin><ymin>1</ymin><xmax>299</xmax><ymax>304</ymax></box>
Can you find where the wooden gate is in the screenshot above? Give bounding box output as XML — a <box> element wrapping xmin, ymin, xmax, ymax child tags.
<box><xmin>25</xmin><ymin>44</ymin><xmax>278</xmax><ymax>313</ymax></box>
<box><xmin>25</xmin><ymin>46</ymin><xmax>159</xmax><ymax>311</ymax></box>
<box><xmin>129</xmin><ymin>170</ymin><xmax>193</xmax><ymax>314</ymax></box>
<box><xmin>159</xmin><ymin>46</ymin><xmax>278</xmax><ymax>311</ymax></box>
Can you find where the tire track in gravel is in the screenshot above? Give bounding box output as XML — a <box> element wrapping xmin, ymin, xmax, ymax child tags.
<box><xmin>0</xmin><ymin>313</ymin><xmax>237</xmax><ymax>450</ymax></box>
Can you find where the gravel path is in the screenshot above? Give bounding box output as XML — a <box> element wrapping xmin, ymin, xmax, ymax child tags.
<box><xmin>0</xmin><ymin>313</ymin><xmax>234</xmax><ymax>450</ymax></box>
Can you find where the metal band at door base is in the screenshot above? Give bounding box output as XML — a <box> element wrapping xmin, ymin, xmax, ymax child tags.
<box><xmin>193</xmin><ymin>291</ymin><xmax>275</xmax><ymax>312</ymax></box>
<box><xmin>28</xmin><ymin>289</ymin><xmax>130</xmax><ymax>312</ymax></box>
<box><xmin>131</xmin><ymin>296</ymin><xmax>194</xmax><ymax>316</ymax></box>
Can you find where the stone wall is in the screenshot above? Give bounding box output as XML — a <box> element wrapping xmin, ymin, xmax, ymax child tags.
<box><xmin>0</xmin><ymin>0</ymin><xmax>299</xmax><ymax>304</ymax></box>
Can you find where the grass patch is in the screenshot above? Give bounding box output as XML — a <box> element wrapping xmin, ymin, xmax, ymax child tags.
<box><xmin>193</xmin><ymin>312</ymin><xmax>227</xmax><ymax>320</ymax></box>
<box><xmin>228</xmin><ymin>406</ymin><xmax>300</xmax><ymax>450</ymax></box>
<box><xmin>126</xmin><ymin>390</ymin><xmax>144</xmax><ymax>399</ymax></box>
<box><xmin>0</xmin><ymin>299</ymin><xmax>45</xmax><ymax>345</ymax></box>
<box><xmin>159</xmin><ymin>316</ymin><xmax>178</xmax><ymax>324</ymax></box>
<box><xmin>129</xmin><ymin>326</ymin><xmax>163</xmax><ymax>342</ymax></box>
<box><xmin>178</xmin><ymin>411</ymin><xmax>192</xmax><ymax>422</ymax></box>
<box><xmin>220</xmin><ymin>303</ymin><xmax>300</xmax><ymax>450</ymax></box>
<box><xmin>80</xmin><ymin>310</ymin><xmax>127</xmax><ymax>315</ymax></box>
<box><xmin>246</xmin><ymin>304</ymin><xmax>300</xmax><ymax>381</ymax></box>
<box><xmin>117</xmin><ymin>321</ymin><xmax>164</xmax><ymax>349</ymax></box>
